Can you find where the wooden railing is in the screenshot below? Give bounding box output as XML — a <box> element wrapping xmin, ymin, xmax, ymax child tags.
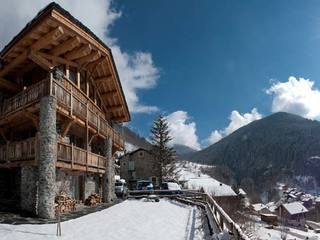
<box><xmin>57</xmin><ymin>141</ymin><xmax>106</xmax><ymax>170</ymax></box>
<box><xmin>0</xmin><ymin>77</ymin><xmax>124</xmax><ymax>149</ymax></box>
<box><xmin>0</xmin><ymin>137</ymin><xmax>36</xmax><ymax>162</ymax></box>
<box><xmin>1</xmin><ymin>80</ymin><xmax>48</xmax><ymax>115</ymax></box>
<box><xmin>51</xmin><ymin>78</ymin><xmax>124</xmax><ymax>148</ymax></box>
<box><xmin>183</xmin><ymin>191</ymin><xmax>250</xmax><ymax>240</ymax></box>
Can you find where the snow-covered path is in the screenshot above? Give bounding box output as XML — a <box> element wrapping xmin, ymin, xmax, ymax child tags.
<box><xmin>0</xmin><ymin>199</ymin><xmax>197</xmax><ymax>240</ymax></box>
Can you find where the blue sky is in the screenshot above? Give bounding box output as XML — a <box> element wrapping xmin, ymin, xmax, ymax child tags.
<box><xmin>109</xmin><ymin>0</ymin><xmax>320</xmax><ymax>148</ymax></box>
<box><xmin>2</xmin><ymin>0</ymin><xmax>320</xmax><ymax>150</ymax></box>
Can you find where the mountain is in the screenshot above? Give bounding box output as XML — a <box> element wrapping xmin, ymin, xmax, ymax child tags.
<box><xmin>115</xmin><ymin>125</ymin><xmax>152</xmax><ymax>151</ymax></box>
<box><xmin>173</xmin><ymin>144</ymin><xmax>197</xmax><ymax>157</ymax></box>
<box><xmin>188</xmin><ymin>112</ymin><xmax>320</xmax><ymax>195</ymax></box>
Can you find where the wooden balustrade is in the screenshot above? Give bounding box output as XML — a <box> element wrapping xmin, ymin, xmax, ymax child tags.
<box><xmin>0</xmin><ymin>76</ymin><xmax>124</xmax><ymax>149</ymax></box>
<box><xmin>51</xmin><ymin>78</ymin><xmax>124</xmax><ymax>149</ymax></box>
<box><xmin>57</xmin><ymin>141</ymin><xmax>106</xmax><ymax>171</ymax></box>
<box><xmin>1</xmin><ymin>80</ymin><xmax>49</xmax><ymax>115</ymax></box>
<box><xmin>0</xmin><ymin>137</ymin><xmax>36</xmax><ymax>162</ymax></box>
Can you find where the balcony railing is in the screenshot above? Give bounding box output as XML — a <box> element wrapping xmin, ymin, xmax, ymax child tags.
<box><xmin>57</xmin><ymin>141</ymin><xmax>106</xmax><ymax>170</ymax></box>
<box><xmin>0</xmin><ymin>137</ymin><xmax>36</xmax><ymax>162</ymax></box>
<box><xmin>0</xmin><ymin>77</ymin><xmax>124</xmax><ymax>149</ymax></box>
<box><xmin>0</xmin><ymin>137</ymin><xmax>107</xmax><ymax>172</ymax></box>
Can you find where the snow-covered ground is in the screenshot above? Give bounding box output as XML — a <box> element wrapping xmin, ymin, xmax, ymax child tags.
<box><xmin>177</xmin><ymin>161</ymin><xmax>236</xmax><ymax>197</ymax></box>
<box><xmin>253</xmin><ymin>221</ymin><xmax>319</xmax><ymax>240</ymax></box>
<box><xmin>0</xmin><ymin>199</ymin><xmax>207</xmax><ymax>240</ymax></box>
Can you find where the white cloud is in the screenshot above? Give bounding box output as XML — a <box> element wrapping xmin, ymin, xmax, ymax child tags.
<box><xmin>266</xmin><ymin>76</ymin><xmax>320</xmax><ymax>119</ymax></box>
<box><xmin>166</xmin><ymin>111</ymin><xmax>201</xmax><ymax>150</ymax></box>
<box><xmin>0</xmin><ymin>0</ymin><xmax>159</xmax><ymax>113</ymax></box>
<box><xmin>205</xmin><ymin>108</ymin><xmax>262</xmax><ymax>145</ymax></box>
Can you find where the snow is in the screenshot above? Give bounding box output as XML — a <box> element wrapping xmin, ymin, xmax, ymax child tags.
<box><xmin>167</xmin><ymin>182</ymin><xmax>182</xmax><ymax>190</ymax></box>
<box><xmin>0</xmin><ymin>199</ymin><xmax>200</xmax><ymax>240</ymax></box>
<box><xmin>252</xmin><ymin>203</ymin><xmax>267</xmax><ymax>212</ymax></box>
<box><xmin>177</xmin><ymin>161</ymin><xmax>237</xmax><ymax>197</ymax></box>
<box><xmin>255</xmin><ymin>225</ymin><xmax>319</xmax><ymax>240</ymax></box>
<box><xmin>282</xmin><ymin>201</ymin><xmax>308</xmax><ymax>215</ymax></box>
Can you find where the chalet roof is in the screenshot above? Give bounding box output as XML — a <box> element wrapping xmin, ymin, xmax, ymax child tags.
<box><xmin>282</xmin><ymin>202</ymin><xmax>308</xmax><ymax>215</ymax></box>
<box><xmin>120</xmin><ymin>148</ymin><xmax>152</xmax><ymax>159</ymax></box>
<box><xmin>0</xmin><ymin>2</ymin><xmax>130</xmax><ymax>123</ymax></box>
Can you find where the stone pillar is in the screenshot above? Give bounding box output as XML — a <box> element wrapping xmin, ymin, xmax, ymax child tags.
<box><xmin>21</xmin><ymin>166</ymin><xmax>38</xmax><ymax>215</ymax></box>
<box><xmin>38</xmin><ymin>96</ymin><xmax>57</xmax><ymax>219</ymax></box>
<box><xmin>103</xmin><ymin>136</ymin><xmax>115</xmax><ymax>203</ymax></box>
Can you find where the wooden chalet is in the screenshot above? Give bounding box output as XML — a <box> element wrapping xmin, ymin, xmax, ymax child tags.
<box><xmin>0</xmin><ymin>3</ymin><xmax>130</xmax><ymax>219</ymax></box>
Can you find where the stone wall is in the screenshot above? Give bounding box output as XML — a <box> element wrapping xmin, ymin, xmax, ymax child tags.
<box><xmin>56</xmin><ymin>169</ymin><xmax>77</xmax><ymax>198</ymax></box>
<box><xmin>56</xmin><ymin>169</ymin><xmax>100</xmax><ymax>201</ymax></box>
<box><xmin>85</xmin><ymin>174</ymin><xmax>100</xmax><ymax>199</ymax></box>
<box><xmin>20</xmin><ymin>166</ymin><xmax>38</xmax><ymax>214</ymax></box>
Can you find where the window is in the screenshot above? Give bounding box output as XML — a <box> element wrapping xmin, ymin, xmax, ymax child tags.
<box><xmin>138</xmin><ymin>151</ymin><xmax>144</xmax><ymax>158</ymax></box>
<box><xmin>69</xmin><ymin>67</ymin><xmax>77</xmax><ymax>84</ymax></box>
<box><xmin>128</xmin><ymin>161</ymin><xmax>135</xmax><ymax>171</ymax></box>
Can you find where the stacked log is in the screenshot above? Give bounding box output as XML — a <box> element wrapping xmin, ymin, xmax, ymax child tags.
<box><xmin>84</xmin><ymin>193</ymin><xmax>102</xmax><ymax>206</ymax></box>
<box><xmin>55</xmin><ymin>192</ymin><xmax>76</xmax><ymax>213</ymax></box>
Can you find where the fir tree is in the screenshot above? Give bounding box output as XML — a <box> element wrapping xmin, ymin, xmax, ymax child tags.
<box><xmin>150</xmin><ymin>115</ymin><xmax>178</xmax><ymax>185</ymax></box>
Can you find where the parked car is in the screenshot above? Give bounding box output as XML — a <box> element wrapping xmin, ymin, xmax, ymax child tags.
<box><xmin>136</xmin><ymin>180</ymin><xmax>154</xmax><ymax>191</ymax></box>
<box><xmin>161</xmin><ymin>182</ymin><xmax>182</xmax><ymax>195</ymax></box>
<box><xmin>115</xmin><ymin>180</ymin><xmax>128</xmax><ymax>198</ymax></box>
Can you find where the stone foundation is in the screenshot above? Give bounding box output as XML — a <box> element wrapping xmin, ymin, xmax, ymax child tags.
<box><xmin>20</xmin><ymin>166</ymin><xmax>38</xmax><ymax>214</ymax></box>
<box><xmin>56</xmin><ymin>169</ymin><xmax>100</xmax><ymax>201</ymax></box>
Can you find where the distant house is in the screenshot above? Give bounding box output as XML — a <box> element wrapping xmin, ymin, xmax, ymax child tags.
<box><xmin>252</xmin><ymin>203</ymin><xmax>270</xmax><ymax>214</ymax></box>
<box><xmin>119</xmin><ymin>148</ymin><xmax>159</xmax><ymax>189</ymax></box>
<box><xmin>279</xmin><ymin>202</ymin><xmax>308</xmax><ymax>227</ymax></box>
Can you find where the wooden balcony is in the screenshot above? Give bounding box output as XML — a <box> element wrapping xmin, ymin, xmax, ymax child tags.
<box><xmin>0</xmin><ymin>77</ymin><xmax>124</xmax><ymax>150</ymax></box>
<box><xmin>0</xmin><ymin>137</ymin><xmax>107</xmax><ymax>173</ymax></box>
<box><xmin>0</xmin><ymin>137</ymin><xmax>36</xmax><ymax>165</ymax></box>
<box><xmin>57</xmin><ymin>141</ymin><xmax>106</xmax><ymax>173</ymax></box>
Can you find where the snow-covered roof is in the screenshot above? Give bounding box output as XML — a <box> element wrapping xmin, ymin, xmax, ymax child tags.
<box><xmin>252</xmin><ymin>203</ymin><xmax>267</xmax><ymax>212</ymax></box>
<box><xmin>238</xmin><ymin>188</ymin><xmax>246</xmax><ymax>195</ymax></box>
<box><xmin>282</xmin><ymin>202</ymin><xmax>308</xmax><ymax>215</ymax></box>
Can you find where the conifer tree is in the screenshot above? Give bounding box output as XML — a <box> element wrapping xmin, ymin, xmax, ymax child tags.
<box><xmin>150</xmin><ymin>115</ymin><xmax>177</xmax><ymax>185</ymax></box>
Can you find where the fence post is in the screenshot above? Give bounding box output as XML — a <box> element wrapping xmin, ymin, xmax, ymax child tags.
<box><xmin>71</xmin><ymin>143</ymin><xmax>74</xmax><ymax>169</ymax></box>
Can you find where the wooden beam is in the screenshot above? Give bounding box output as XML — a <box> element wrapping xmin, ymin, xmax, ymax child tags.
<box><xmin>31</xmin><ymin>26</ymin><xmax>64</xmax><ymax>51</ymax></box>
<box><xmin>24</xmin><ymin>111</ymin><xmax>39</xmax><ymax>130</ymax></box>
<box><xmin>94</xmin><ymin>74</ymin><xmax>112</xmax><ymax>85</ymax></box>
<box><xmin>112</xmin><ymin>116</ymin><xmax>125</xmax><ymax>122</ymax></box>
<box><xmin>0</xmin><ymin>51</ymin><xmax>27</xmax><ymax>77</ymax></box>
<box><xmin>65</xmin><ymin>44</ymin><xmax>92</xmax><ymax>60</ymax></box>
<box><xmin>50</xmin><ymin>36</ymin><xmax>81</xmax><ymax>56</ymax></box>
<box><xmin>88</xmin><ymin>133</ymin><xmax>98</xmax><ymax>145</ymax></box>
<box><xmin>61</xmin><ymin>118</ymin><xmax>74</xmax><ymax>138</ymax></box>
<box><xmin>37</xmin><ymin>52</ymin><xmax>78</xmax><ymax>68</ymax></box>
<box><xmin>108</xmin><ymin>105</ymin><xmax>123</xmax><ymax>112</ymax></box>
<box><xmin>101</xmin><ymin>90</ymin><xmax>117</xmax><ymax>98</ymax></box>
<box><xmin>28</xmin><ymin>51</ymin><xmax>54</xmax><ymax>71</ymax></box>
<box><xmin>76</xmin><ymin>51</ymin><xmax>101</xmax><ymax>65</ymax></box>
<box><xmin>0</xmin><ymin>77</ymin><xmax>20</xmax><ymax>92</ymax></box>
<box><xmin>86</xmin><ymin>57</ymin><xmax>105</xmax><ymax>73</ymax></box>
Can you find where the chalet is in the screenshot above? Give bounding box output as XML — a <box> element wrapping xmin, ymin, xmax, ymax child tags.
<box><xmin>0</xmin><ymin>3</ymin><xmax>130</xmax><ymax>219</ymax></box>
<box><xmin>279</xmin><ymin>202</ymin><xmax>308</xmax><ymax>227</ymax></box>
<box><xmin>119</xmin><ymin>148</ymin><xmax>159</xmax><ymax>189</ymax></box>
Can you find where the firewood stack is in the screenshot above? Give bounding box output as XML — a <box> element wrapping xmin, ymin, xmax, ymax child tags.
<box><xmin>55</xmin><ymin>192</ymin><xmax>77</xmax><ymax>213</ymax></box>
<box><xmin>84</xmin><ymin>193</ymin><xmax>102</xmax><ymax>206</ymax></box>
